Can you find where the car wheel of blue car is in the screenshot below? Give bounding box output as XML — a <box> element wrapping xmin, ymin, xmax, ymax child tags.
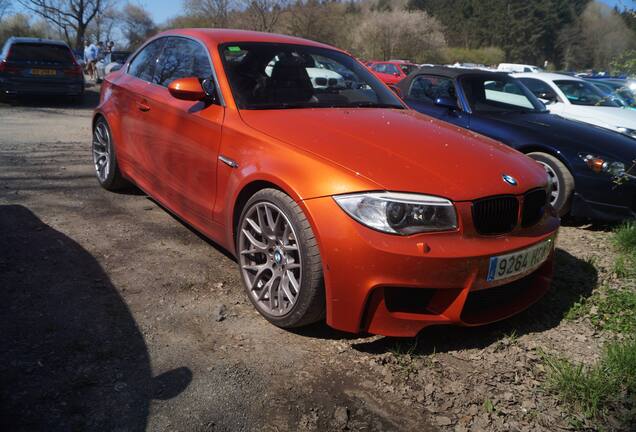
<box><xmin>528</xmin><ymin>152</ymin><xmax>574</xmax><ymax>217</ymax></box>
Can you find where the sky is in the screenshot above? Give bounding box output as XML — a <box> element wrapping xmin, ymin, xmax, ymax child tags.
<box><xmin>138</xmin><ymin>0</ymin><xmax>636</xmax><ymax>24</ymax></box>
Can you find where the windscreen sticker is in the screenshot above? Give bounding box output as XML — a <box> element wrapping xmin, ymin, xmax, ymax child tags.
<box><xmin>227</xmin><ymin>46</ymin><xmax>242</xmax><ymax>52</ymax></box>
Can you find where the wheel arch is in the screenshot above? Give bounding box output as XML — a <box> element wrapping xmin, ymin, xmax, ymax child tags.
<box><xmin>517</xmin><ymin>143</ymin><xmax>576</xmax><ymax>174</ymax></box>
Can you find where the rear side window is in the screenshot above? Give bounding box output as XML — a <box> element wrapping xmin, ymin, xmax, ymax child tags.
<box><xmin>408</xmin><ymin>75</ymin><xmax>456</xmax><ymax>102</ymax></box>
<box><xmin>518</xmin><ymin>78</ymin><xmax>556</xmax><ymax>99</ymax></box>
<box><xmin>128</xmin><ymin>39</ymin><xmax>165</xmax><ymax>83</ymax></box>
<box><xmin>153</xmin><ymin>37</ymin><xmax>212</xmax><ymax>87</ymax></box>
<box><xmin>8</xmin><ymin>43</ymin><xmax>73</xmax><ymax>63</ymax></box>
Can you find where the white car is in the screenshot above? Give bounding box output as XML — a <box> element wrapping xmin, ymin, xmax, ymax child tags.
<box><xmin>498</xmin><ymin>63</ymin><xmax>542</xmax><ymax>73</ymax></box>
<box><xmin>95</xmin><ymin>51</ymin><xmax>131</xmax><ymax>83</ymax></box>
<box><xmin>265</xmin><ymin>58</ymin><xmax>345</xmax><ymax>89</ymax></box>
<box><xmin>514</xmin><ymin>72</ymin><xmax>636</xmax><ymax>139</ymax></box>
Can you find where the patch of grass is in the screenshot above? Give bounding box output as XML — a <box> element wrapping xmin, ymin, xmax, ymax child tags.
<box><xmin>564</xmin><ymin>287</ymin><xmax>636</xmax><ymax>335</ymax></box>
<box><xmin>543</xmin><ymin>339</ymin><xmax>636</xmax><ymax>423</ymax></box>
<box><xmin>613</xmin><ymin>221</ymin><xmax>636</xmax><ymax>278</ymax></box>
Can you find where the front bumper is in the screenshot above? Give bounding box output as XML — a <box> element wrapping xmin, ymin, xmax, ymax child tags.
<box><xmin>303</xmin><ymin>197</ymin><xmax>559</xmax><ymax>337</ymax></box>
<box><xmin>571</xmin><ymin>172</ymin><xmax>636</xmax><ymax>221</ymax></box>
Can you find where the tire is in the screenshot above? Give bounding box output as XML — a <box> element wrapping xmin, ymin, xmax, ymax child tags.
<box><xmin>236</xmin><ymin>188</ymin><xmax>325</xmax><ymax>328</ymax></box>
<box><xmin>92</xmin><ymin>117</ymin><xmax>129</xmax><ymax>191</ymax></box>
<box><xmin>527</xmin><ymin>152</ymin><xmax>575</xmax><ymax>217</ymax></box>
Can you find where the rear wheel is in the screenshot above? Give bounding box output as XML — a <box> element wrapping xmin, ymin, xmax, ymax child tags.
<box><xmin>92</xmin><ymin>117</ymin><xmax>129</xmax><ymax>191</ymax></box>
<box><xmin>527</xmin><ymin>152</ymin><xmax>574</xmax><ymax>217</ymax></box>
<box><xmin>237</xmin><ymin>189</ymin><xmax>325</xmax><ymax>328</ymax></box>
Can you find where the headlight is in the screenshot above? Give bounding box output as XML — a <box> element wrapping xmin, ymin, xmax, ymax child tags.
<box><xmin>581</xmin><ymin>154</ymin><xmax>626</xmax><ymax>176</ymax></box>
<box><xmin>333</xmin><ymin>192</ymin><xmax>457</xmax><ymax>235</ymax></box>
<box><xmin>617</xmin><ymin>127</ymin><xmax>636</xmax><ymax>139</ymax></box>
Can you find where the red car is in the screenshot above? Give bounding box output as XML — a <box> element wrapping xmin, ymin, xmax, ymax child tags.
<box><xmin>368</xmin><ymin>61</ymin><xmax>419</xmax><ymax>85</ymax></box>
<box><xmin>92</xmin><ymin>29</ymin><xmax>559</xmax><ymax>337</ymax></box>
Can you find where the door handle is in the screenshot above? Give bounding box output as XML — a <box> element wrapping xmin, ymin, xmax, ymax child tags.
<box><xmin>137</xmin><ymin>100</ymin><xmax>150</xmax><ymax>112</ymax></box>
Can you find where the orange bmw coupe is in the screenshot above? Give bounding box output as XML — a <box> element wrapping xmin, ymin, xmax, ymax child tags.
<box><xmin>92</xmin><ymin>29</ymin><xmax>559</xmax><ymax>337</ymax></box>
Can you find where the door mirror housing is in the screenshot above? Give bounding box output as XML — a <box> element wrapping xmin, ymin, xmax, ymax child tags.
<box><xmin>168</xmin><ymin>77</ymin><xmax>207</xmax><ymax>101</ymax></box>
<box><xmin>434</xmin><ymin>96</ymin><xmax>458</xmax><ymax>110</ymax></box>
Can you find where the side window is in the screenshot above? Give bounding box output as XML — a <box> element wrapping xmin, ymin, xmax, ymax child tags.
<box><xmin>128</xmin><ymin>39</ymin><xmax>165</xmax><ymax>82</ymax></box>
<box><xmin>385</xmin><ymin>64</ymin><xmax>399</xmax><ymax>75</ymax></box>
<box><xmin>154</xmin><ymin>37</ymin><xmax>213</xmax><ymax>87</ymax></box>
<box><xmin>519</xmin><ymin>78</ymin><xmax>557</xmax><ymax>99</ymax></box>
<box><xmin>408</xmin><ymin>75</ymin><xmax>455</xmax><ymax>102</ymax></box>
<box><xmin>371</xmin><ymin>63</ymin><xmax>384</xmax><ymax>73</ymax></box>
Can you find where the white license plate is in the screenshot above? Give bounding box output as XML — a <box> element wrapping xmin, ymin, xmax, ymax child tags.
<box><xmin>487</xmin><ymin>238</ymin><xmax>553</xmax><ymax>282</ymax></box>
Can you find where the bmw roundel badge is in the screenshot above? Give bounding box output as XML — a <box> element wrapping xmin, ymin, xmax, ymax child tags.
<box><xmin>502</xmin><ymin>174</ymin><xmax>518</xmax><ymax>186</ymax></box>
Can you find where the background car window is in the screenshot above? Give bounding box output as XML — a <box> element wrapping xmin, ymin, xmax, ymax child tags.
<box><xmin>518</xmin><ymin>78</ymin><xmax>559</xmax><ymax>101</ymax></box>
<box><xmin>371</xmin><ymin>63</ymin><xmax>385</xmax><ymax>73</ymax></box>
<box><xmin>553</xmin><ymin>80</ymin><xmax>620</xmax><ymax>107</ymax></box>
<box><xmin>8</xmin><ymin>43</ymin><xmax>74</xmax><ymax>63</ymax></box>
<box><xmin>407</xmin><ymin>75</ymin><xmax>456</xmax><ymax>102</ymax></box>
<box><xmin>220</xmin><ymin>43</ymin><xmax>403</xmax><ymax>110</ymax></box>
<box><xmin>385</xmin><ymin>64</ymin><xmax>399</xmax><ymax>75</ymax></box>
<box><xmin>153</xmin><ymin>37</ymin><xmax>213</xmax><ymax>87</ymax></box>
<box><xmin>128</xmin><ymin>39</ymin><xmax>165</xmax><ymax>82</ymax></box>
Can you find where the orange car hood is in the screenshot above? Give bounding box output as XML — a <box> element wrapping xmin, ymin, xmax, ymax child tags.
<box><xmin>239</xmin><ymin>108</ymin><xmax>547</xmax><ymax>201</ymax></box>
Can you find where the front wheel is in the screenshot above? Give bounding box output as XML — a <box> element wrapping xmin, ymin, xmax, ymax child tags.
<box><xmin>92</xmin><ymin>117</ymin><xmax>129</xmax><ymax>191</ymax></box>
<box><xmin>237</xmin><ymin>189</ymin><xmax>325</xmax><ymax>328</ymax></box>
<box><xmin>527</xmin><ymin>152</ymin><xmax>574</xmax><ymax>217</ymax></box>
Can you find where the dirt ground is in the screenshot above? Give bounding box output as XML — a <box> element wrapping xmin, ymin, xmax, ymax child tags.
<box><xmin>0</xmin><ymin>86</ymin><xmax>620</xmax><ymax>431</ymax></box>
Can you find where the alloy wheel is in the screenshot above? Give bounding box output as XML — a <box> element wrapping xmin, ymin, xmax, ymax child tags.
<box><xmin>238</xmin><ymin>202</ymin><xmax>302</xmax><ymax>317</ymax></box>
<box><xmin>537</xmin><ymin>160</ymin><xmax>560</xmax><ymax>206</ymax></box>
<box><xmin>92</xmin><ymin>122</ymin><xmax>111</xmax><ymax>182</ymax></box>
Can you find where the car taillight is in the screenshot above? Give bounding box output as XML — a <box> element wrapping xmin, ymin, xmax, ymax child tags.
<box><xmin>0</xmin><ymin>60</ymin><xmax>20</xmax><ymax>74</ymax></box>
<box><xmin>64</xmin><ymin>64</ymin><xmax>82</xmax><ymax>76</ymax></box>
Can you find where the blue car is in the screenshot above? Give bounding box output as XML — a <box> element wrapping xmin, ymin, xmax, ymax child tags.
<box><xmin>397</xmin><ymin>67</ymin><xmax>636</xmax><ymax>222</ymax></box>
<box><xmin>0</xmin><ymin>37</ymin><xmax>85</xmax><ymax>99</ymax></box>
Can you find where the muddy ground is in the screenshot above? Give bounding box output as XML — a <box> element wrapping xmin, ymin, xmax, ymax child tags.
<box><xmin>0</xmin><ymin>86</ymin><xmax>620</xmax><ymax>431</ymax></box>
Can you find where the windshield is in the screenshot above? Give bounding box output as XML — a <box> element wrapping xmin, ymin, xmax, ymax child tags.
<box><xmin>220</xmin><ymin>42</ymin><xmax>403</xmax><ymax>110</ymax></box>
<box><xmin>554</xmin><ymin>80</ymin><xmax>620</xmax><ymax>107</ymax></box>
<box><xmin>461</xmin><ymin>75</ymin><xmax>546</xmax><ymax>113</ymax></box>
<box><xmin>8</xmin><ymin>43</ymin><xmax>74</xmax><ymax>64</ymax></box>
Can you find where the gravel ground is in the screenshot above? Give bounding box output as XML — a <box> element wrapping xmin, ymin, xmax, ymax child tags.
<box><xmin>0</xmin><ymin>87</ymin><xmax>620</xmax><ymax>431</ymax></box>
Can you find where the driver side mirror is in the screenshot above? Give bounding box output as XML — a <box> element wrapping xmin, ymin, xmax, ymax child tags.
<box><xmin>434</xmin><ymin>96</ymin><xmax>458</xmax><ymax>110</ymax></box>
<box><xmin>168</xmin><ymin>77</ymin><xmax>217</xmax><ymax>102</ymax></box>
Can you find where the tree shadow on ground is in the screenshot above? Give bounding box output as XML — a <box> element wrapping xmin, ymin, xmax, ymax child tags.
<box><xmin>352</xmin><ymin>248</ymin><xmax>598</xmax><ymax>354</ymax></box>
<box><xmin>0</xmin><ymin>205</ymin><xmax>191</xmax><ymax>431</ymax></box>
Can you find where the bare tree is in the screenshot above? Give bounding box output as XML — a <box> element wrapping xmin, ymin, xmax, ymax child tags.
<box><xmin>0</xmin><ymin>0</ymin><xmax>12</xmax><ymax>22</ymax></box>
<box><xmin>121</xmin><ymin>3</ymin><xmax>156</xmax><ymax>50</ymax></box>
<box><xmin>90</xmin><ymin>2</ymin><xmax>119</xmax><ymax>44</ymax></box>
<box><xmin>16</xmin><ymin>0</ymin><xmax>111</xmax><ymax>49</ymax></box>
<box><xmin>354</xmin><ymin>9</ymin><xmax>446</xmax><ymax>62</ymax></box>
<box><xmin>239</xmin><ymin>0</ymin><xmax>290</xmax><ymax>33</ymax></box>
<box><xmin>184</xmin><ymin>0</ymin><xmax>232</xmax><ymax>27</ymax></box>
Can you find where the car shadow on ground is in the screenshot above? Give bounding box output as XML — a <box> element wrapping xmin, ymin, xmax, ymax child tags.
<box><xmin>1</xmin><ymin>87</ymin><xmax>100</xmax><ymax>109</ymax></box>
<box><xmin>0</xmin><ymin>205</ymin><xmax>192</xmax><ymax>431</ymax></box>
<box><xmin>351</xmin><ymin>248</ymin><xmax>598</xmax><ymax>354</ymax></box>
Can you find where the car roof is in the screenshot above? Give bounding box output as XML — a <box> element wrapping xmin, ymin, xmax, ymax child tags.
<box><xmin>154</xmin><ymin>28</ymin><xmax>339</xmax><ymax>52</ymax></box>
<box><xmin>406</xmin><ymin>65</ymin><xmax>511</xmax><ymax>79</ymax></box>
<box><xmin>8</xmin><ymin>37</ymin><xmax>69</xmax><ymax>47</ymax></box>
<box><xmin>512</xmin><ymin>72</ymin><xmax>583</xmax><ymax>82</ymax></box>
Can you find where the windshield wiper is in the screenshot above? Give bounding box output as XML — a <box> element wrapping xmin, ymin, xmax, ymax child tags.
<box><xmin>343</xmin><ymin>102</ymin><xmax>404</xmax><ymax>109</ymax></box>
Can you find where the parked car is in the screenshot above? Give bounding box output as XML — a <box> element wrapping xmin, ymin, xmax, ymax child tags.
<box><xmin>368</xmin><ymin>60</ymin><xmax>418</xmax><ymax>85</ymax></box>
<box><xmin>95</xmin><ymin>50</ymin><xmax>131</xmax><ymax>83</ymax></box>
<box><xmin>93</xmin><ymin>29</ymin><xmax>559</xmax><ymax>337</ymax></box>
<box><xmin>597</xmin><ymin>79</ymin><xmax>636</xmax><ymax>108</ymax></box>
<box><xmin>498</xmin><ymin>63</ymin><xmax>542</xmax><ymax>73</ymax></box>
<box><xmin>397</xmin><ymin>67</ymin><xmax>636</xmax><ymax>221</ymax></box>
<box><xmin>0</xmin><ymin>37</ymin><xmax>84</xmax><ymax>99</ymax></box>
<box><xmin>514</xmin><ymin>72</ymin><xmax>636</xmax><ymax>139</ymax></box>
<box><xmin>585</xmin><ymin>79</ymin><xmax>633</xmax><ymax>108</ymax></box>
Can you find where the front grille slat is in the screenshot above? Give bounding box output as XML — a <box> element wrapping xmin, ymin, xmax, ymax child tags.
<box><xmin>472</xmin><ymin>195</ymin><xmax>518</xmax><ymax>235</ymax></box>
<box><xmin>522</xmin><ymin>189</ymin><xmax>547</xmax><ymax>227</ymax></box>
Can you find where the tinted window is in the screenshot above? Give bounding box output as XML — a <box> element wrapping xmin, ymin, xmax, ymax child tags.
<box><xmin>220</xmin><ymin>42</ymin><xmax>403</xmax><ymax>110</ymax></box>
<box><xmin>407</xmin><ymin>75</ymin><xmax>456</xmax><ymax>102</ymax></box>
<box><xmin>400</xmin><ymin>64</ymin><xmax>417</xmax><ymax>75</ymax></box>
<box><xmin>154</xmin><ymin>37</ymin><xmax>212</xmax><ymax>87</ymax></box>
<box><xmin>128</xmin><ymin>39</ymin><xmax>165</xmax><ymax>82</ymax></box>
<box><xmin>518</xmin><ymin>78</ymin><xmax>559</xmax><ymax>101</ymax></box>
<box><xmin>8</xmin><ymin>43</ymin><xmax>74</xmax><ymax>63</ymax></box>
<box><xmin>554</xmin><ymin>80</ymin><xmax>620</xmax><ymax>107</ymax></box>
